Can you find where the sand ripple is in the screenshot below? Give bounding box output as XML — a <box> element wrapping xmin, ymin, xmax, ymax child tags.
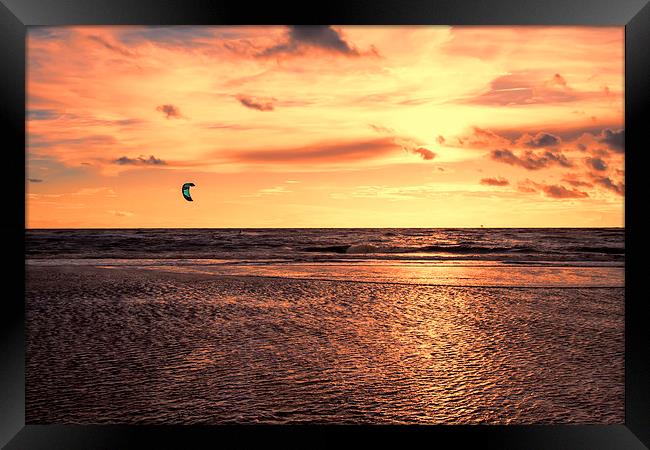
<box><xmin>26</xmin><ymin>266</ymin><xmax>624</xmax><ymax>424</ymax></box>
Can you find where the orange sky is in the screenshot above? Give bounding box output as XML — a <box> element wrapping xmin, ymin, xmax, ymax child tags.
<box><xmin>26</xmin><ymin>26</ymin><xmax>624</xmax><ymax>228</ymax></box>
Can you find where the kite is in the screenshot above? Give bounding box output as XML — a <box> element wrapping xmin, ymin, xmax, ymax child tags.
<box><xmin>182</xmin><ymin>183</ymin><xmax>195</xmax><ymax>201</ymax></box>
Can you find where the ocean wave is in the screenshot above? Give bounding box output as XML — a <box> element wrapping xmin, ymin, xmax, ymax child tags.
<box><xmin>570</xmin><ymin>246</ymin><xmax>625</xmax><ymax>254</ymax></box>
<box><xmin>302</xmin><ymin>243</ymin><xmax>531</xmax><ymax>255</ymax></box>
<box><xmin>26</xmin><ymin>228</ymin><xmax>625</xmax><ymax>263</ymax></box>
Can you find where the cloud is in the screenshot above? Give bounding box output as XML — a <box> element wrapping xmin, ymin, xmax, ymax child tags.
<box><xmin>113</xmin><ymin>155</ymin><xmax>166</xmax><ymax>165</ymax></box>
<box><xmin>542</xmin><ymin>184</ymin><xmax>589</xmax><ymax>199</ymax></box>
<box><xmin>490</xmin><ymin>148</ymin><xmax>573</xmax><ymax>170</ymax></box>
<box><xmin>222</xmin><ymin>137</ymin><xmax>402</xmax><ymax>165</ymax></box>
<box><xmin>562</xmin><ymin>174</ymin><xmax>593</xmax><ymax>188</ymax></box>
<box><xmin>598</xmin><ymin>129</ymin><xmax>624</xmax><ymax>153</ymax></box>
<box><xmin>488</xmin><ymin>122</ymin><xmax>623</xmax><ymax>144</ymax></box>
<box><xmin>236</xmin><ymin>94</ymin><xmax>275</xmax><ymax>111</ymax></box>
<box><xmin>518</xmin><ymin>178</ymin><xmax>589</xmax><ymax>198</ymax></box>
<box><xmin>585</xmin><ymin>157</ymin><xmax>607</xmax><ymax>171</ymax></box>
<box><xmin>242</xmin><ymin>185</ymin><xmax>292</xmax><ymax>198</ymax></box>
<box><xmin>27</xmin><ymin>109</ymin><xmax>61</xmax><ymax>121</ymax></box>
<box><xmin>516</xmin><ymin>179</ymin><xmax>539</xmax><ymax>193</ymax></box>
<box><xmin>517</xmin><ymin>132</ymin><xmax>560</xmax><ymax>148</ymax></box>
<box><xmin>27</xmin><ymin>108</ymin><xmax>145</xmax><ymax>128</ymax></box>
<box><xmin>257</xmin><ymin>26</ymin><xmax>360</xmax><ymax>57</ymax></box>
<box><xmin>590</xmin><ymin>175</ymin><xmax>624</xmax><ymax>195</ymax></box>
<box><xmin>550</xmin><ymin>73</ymin><xmax>567</xmax><ymax>87</ymax></box>
<box><xmin>464</xmin><ymin>72</ymin><xmax>609</xmax><ymax>106</ymax></box>
<box><xmin>369</xmin><ymin>124</ymin><xmax>395</xmax><ymax>134</ymax></box>
<box><xmin>28</xmin><ymin>178</ymin><xmax>43</xmax><ymax>183</ymax></box>
<box><xmin>108</xmin><ymin>210</ymin><xmax>134</xmax><ymax>217</ymax></box>
<box><xmin>413</xmin><ymin>148</ymin><xmax>436</xmax><ymax>160</ymax></box>
<box><xmin>116</xmin><ymin>26</ymin><xmax>216</xmax><ymax>47</ymax></box>
<box><xmin>156</xmin><ymin>104</ymin><xmax>182</xmax><ymax>119</ymax></box>
<box><xmin>28</xmin><ymin>134</ymin><xmax>118</xmax><ymax>149</ymax></box>
<box><xmin>87</xmin><ymin>35</ymin><xmax>134</xmax><ymax>57</ymax></box>
<box><xmin>455</xmin><ymin>127</ymin><xmax>512</xmax><ymax>148</ymax></box>
<box><xmin>480</xmin><ymin>177</ymin><xmax>509</xmax><ymax>186</ymax></box>
<box><xmin>28</xmin><ymin>27</ymin><xmax>73</xmax><ymax>41</ymax></box>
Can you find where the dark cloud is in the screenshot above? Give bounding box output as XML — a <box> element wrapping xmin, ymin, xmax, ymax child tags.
<box><xmin>258</xmin><ymin>26</ymin><xmax>359</xmax><ymax>57</ymax></box>
<box><xmin>585</xmin><ymin>157</ymin><xmax>607</xmax><ymax>171</ymax></box>
<box><xmin>542</xmin><ymin>184</ymin><xmax>589</xmax><ymax>199</ymax></box>
<box><xmin>490</xmin><ymin>148</ymin><xmax>573</xmax><ymax>170</ymax></box>
<box><xmin>518</xmin><ymin>132</ymin><xmax>561</xmax><ymax>148</ymax></box>
<box><xmin>591</xmin><ymin>175</ymin><xmax>624</xmax><ymax>195</ymax></box>
<box><xmin>28</xmin><ymin>178</ymin><xmax>43</xmax><ymax>183</ymax></box>
<box><xmin>598</xmin><ymin>129</ymin><xmax>624</xmax><ymax>153</ymax></box>
<box><xmin>413</xmin><ymin>148</ymin><xmax>436</xmax><ymax>160</ymax></box>
<box><xmin>156</xmin><ymin>104</ymin><xmax>182</xmax><ymax>119</ymax></box>
<box><xmin>236</xmin><ymin>95</ymin><xmax>275</xmax><ymax>112</ymax></box>
<box><xmin>590</xmin><ymin>148</ymin><xmax>610</xmax><ymax>157</ymax></box>
<box><xmin>113</xmin><ymin>155</ymin><xmax>166</xmax><ymax>166</ymax></box>
<box><xmin>480</xmin><ymin>177</ymin><xmax>509</xmax><ymax>186</ymax></box>
<box><xmin>490</xmin><ymin>123</ymin><xmax>622</xmax><ymax>143</ymax></box>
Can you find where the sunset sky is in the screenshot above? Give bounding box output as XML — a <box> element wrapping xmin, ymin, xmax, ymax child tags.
<box><xmin>27</xmin><ymin>26</ymin><xmax>624</xmax><ymax>228</ymax></box>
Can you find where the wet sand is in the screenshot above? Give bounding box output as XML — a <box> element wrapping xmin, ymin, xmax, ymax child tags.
<box><xmin>26</xmin><ymin>265</ymin><xmax>624</xmax><ymax>424</ymax></box>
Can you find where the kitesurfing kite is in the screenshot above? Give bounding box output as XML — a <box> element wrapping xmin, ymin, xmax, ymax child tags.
<box><xmin>182</xmin><ymin>183</ymin><xmax>195</xmax><ymax>202</ymax></box>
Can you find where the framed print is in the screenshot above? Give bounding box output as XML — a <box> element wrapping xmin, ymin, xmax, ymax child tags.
<box><xmin>1</xmin><ymin>0</ymin><xmax>649</xmax><ymax>448</ymax></box>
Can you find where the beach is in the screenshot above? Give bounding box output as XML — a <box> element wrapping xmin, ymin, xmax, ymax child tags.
<box><xmin>26</xmin><ymin>262</ymin><xmax>624</xmax><ymax>424</ymax></box>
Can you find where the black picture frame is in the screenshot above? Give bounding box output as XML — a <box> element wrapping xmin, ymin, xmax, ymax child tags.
<box><xmin>2</xmin><ymin>1</ymin><xmax>648</xmax><ymax>448</ymax></box>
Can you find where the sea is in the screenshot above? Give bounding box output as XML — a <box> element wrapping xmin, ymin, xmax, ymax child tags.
<box><xmin>25</xmin><ymin>228</ymin><xmax>625</xmax><ymax>424</ymax></box>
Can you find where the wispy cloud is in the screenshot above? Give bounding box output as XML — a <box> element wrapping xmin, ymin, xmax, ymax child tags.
<box><xmin>241</xmin><ymin>185</ymin><xmax>292</xmax><ymax>198</ymax></box>
<box><xmin>462</xmin><ymin>71</ymin><xmax>612</xmax><ymax>106</ymax></box>
<box><xmin>107</xmin><ymin>210</ymin><xmax>134</xmax><ymax>217</ymax></box>
<box><xmin>87</xmin><ymin>35</ymin><xmax>135</xmax><ymax>57</ymax></box>
<box><xmin>221</xmin><ymin>137</ymin><xmax>407</xmax><ymax>165</ymax></box>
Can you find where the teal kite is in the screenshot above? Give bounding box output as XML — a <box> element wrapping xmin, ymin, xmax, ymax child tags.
<box><xmin>182</xmin><ymin>183</ymin><xmax>195</xmax><ymax>201</ymax></box>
